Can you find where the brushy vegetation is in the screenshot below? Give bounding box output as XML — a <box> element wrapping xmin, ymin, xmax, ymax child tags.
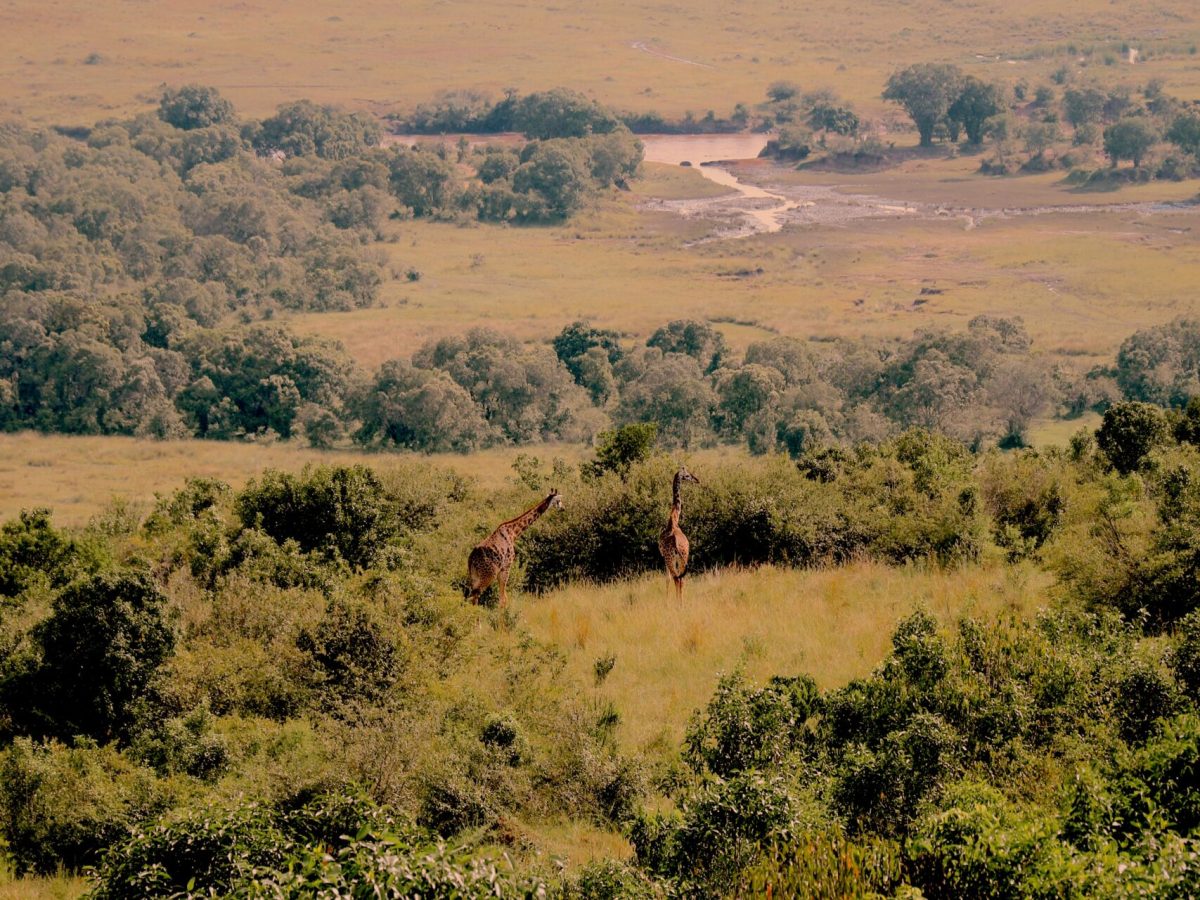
<box><xmin>4</xmin><ymin>404</ymin><xmax>1200</xmax><ymax>893</ymax></box>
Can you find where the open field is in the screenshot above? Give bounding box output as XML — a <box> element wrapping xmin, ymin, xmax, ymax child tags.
<box><xmin>3</xmin><ymin>0</ymin><xmax>1199</xmax><ymax>127</ymax></box>
<box><xmin>287</xmin><ymin>157</ymin><xmax>1200</xmax><ymax>369</ymax></box>
<box><xmin>521</xmin><ymin>560</ymin><xmax>1049</xmax><ymax>755</ymax></box>
<box><xmin>0</xmin><ymin>422</ymin><xmax>1087</xmax><ymax>529</ymax></box>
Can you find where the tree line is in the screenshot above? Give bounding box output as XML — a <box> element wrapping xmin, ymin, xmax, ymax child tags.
<box><xmin>4</xmin><ymin>262</ymin><xmax>1197</xmax><ymax>453</ymax></box>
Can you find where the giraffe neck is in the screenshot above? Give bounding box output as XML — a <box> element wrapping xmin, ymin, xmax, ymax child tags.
<box><xmin>502</xmin><ymin>493</ymin><xmax>554</xmax><ymax>540</ymax></box>
<box><xmin>670</xmin><ymin>476</ymin><xmax>684</xmax><ymax>527</ymax></box>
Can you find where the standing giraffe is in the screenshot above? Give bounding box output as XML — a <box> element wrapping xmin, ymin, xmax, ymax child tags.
<box><xmin>466</xmin><ymin>489</ymin><xmax>563</xmax><ymax>607</ymax></box>
<box><xmin>659</xmin><ymin>466</ymin><xmax>700</xmax><ymax>601</ymax></box>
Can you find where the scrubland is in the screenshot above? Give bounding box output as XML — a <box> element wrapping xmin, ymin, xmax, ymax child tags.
<box><xmin>5</xmin><ymin>0</ymin><xmax>1200</xmax><ymax>894</ymax></box>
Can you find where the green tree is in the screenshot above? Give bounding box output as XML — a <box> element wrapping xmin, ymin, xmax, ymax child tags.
<box><xmin>1103</xmin><ymin>117</ymin><xmax>1159</xmax><ymax>167</ymax></box>
<box><xmin>552</xmin><ymin>321</ymin><xmax>623</xmax><ymax>379</ymax></box>
<box><xmin>647</xmin><ymin>319</ymin><xmax>728</xmax><ymax>373</ymax></box>
<box><xmin>585</xmin><ymin>423</ymin><xmax>658</xmax><ymax>479</ymax></box>
<box><xmin>512</xmin><ymin>89</ymin><xmax>620</xmax><ymax>139</ymax></box>
<box><xmin>5</xmin><ymin>572</ymin><xmax>175</xmax><ymax>743</ymax></box>
<box><xmin>883</xmin><ymin>64</ymin><xmax>966</xmax><ymax>147</ymax></box>
<box><xmin>615</xmin><ymin>352</ymin><xmax>716</xmax><ymax>447</ymax></box>
<box><xmin>1167</xmin><ymin>113</ymin><xmax>1200</xmax><ymax>159</ymax></box>
<box><xmin>511</xmin><ymin>141</ymin><xmax>592</xmax><ymax>220</ymax></box>
<box><xmin>947</xmin><ymin>77</ymin><xmax>1004</xmax><ymax>145</ymax></box>
<box><xmin>1063</xmin><ymin>87</ymin><xmax>1106</xmax><ymax>129</ymax></box>
<box><xmin>715</xmin><ymin>364</ymin><xmax>784</xmax><ymax>436</ymax></box>
<box><xmin>234</xmin><ymin>465</ymin><xmax>400</xmax><ymax>568</ymax></box>
<box><xmin>808</xmin><ymin>104</ymin><xmax>860</xmax><ymax>137</ymax></box>
<box><xmin>255</xmin><ymin>101</ymin><xmax>381</xmax><ymax>159</ymax></box>
<box><xmin>1096</xmin><ymin>401</ymin><xmax>1169</xmax><ymax>474</ymax></box>
<box><xmin>158</xmin><ymin>85</ymin><xmax>235</xmax><ymax>131</ymax></box>
<box><xmin>387</xmin><ymin>146</ymin><xmax>459</xmax><ymax>216</ymax></box>
<box><xmin>353</xmin><ymin>359</ymin><xmax>486</xmax><ymax>452</ymax></box>
<box><xmin>0</xmin><ymin>509</ymin><xmax>81</xmax><ymax>597</ymax></box>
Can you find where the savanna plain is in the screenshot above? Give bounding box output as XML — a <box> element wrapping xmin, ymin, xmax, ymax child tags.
<box><xmin>3</xmin><ymin>0</ymin><xmax>1200</xmax><ymax>896</ymax></box>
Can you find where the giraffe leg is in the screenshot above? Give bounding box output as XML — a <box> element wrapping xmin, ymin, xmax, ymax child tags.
<box><xmin>674</xmin><ymin>574</ymin><xmax>684</xmax><ymax>602</ymax></box>
<box><xmin>498</xmin><ymin>569</ymin><xmax>510</xmax><ymax>608</ymax></box>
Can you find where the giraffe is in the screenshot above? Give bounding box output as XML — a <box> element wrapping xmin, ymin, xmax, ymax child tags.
<box><xmin>659</xmin><ymin>466</ymin><xmax>700</xmax><ymax>601</ymax></box>
<box><xmin>465</xmin><ymin>489</ymin><xmax>563</xmax><ymax>607</ymax></box>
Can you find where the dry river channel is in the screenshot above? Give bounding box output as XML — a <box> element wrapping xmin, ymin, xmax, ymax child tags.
<box><xmin>388</xmin><ymin>132</ymin><xmax>1199</xmax><ymax>243</ymax></box>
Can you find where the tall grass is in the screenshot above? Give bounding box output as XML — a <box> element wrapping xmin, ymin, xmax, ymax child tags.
<box><xmin>519</xmin><ymin>560</ymin><xmax>1049</xmax><ymax>755</ymax></box>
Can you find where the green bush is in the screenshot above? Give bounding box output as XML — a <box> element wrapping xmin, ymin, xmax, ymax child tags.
<box><xmin>296</xmin><ymin>600</ymin><xmax>401</xmax><ymax>709</ymax></box>
<box><xmin>90</xmin><ymin>792</ymin><xmax>406</xmax><ymax>898</ymax></box>
<box><xmin>90</xmin><ymin>801</ymin><xmax>291</xmax><ymax>898</ymax></box>
<box><xmin>564</xmin><ymin>859</ymin><xmax>663</xmax><ymax>899</ymax></box>
<box><xmin>1170</xmin><ymin>609</ymin><xmax>1200</xmax><ymax>699</ymax></box>
<box><xmin>907</xmin><ymin>781</ymin><xmax>1068</xmax><ymax>900</ymax></box>
<box><xmin>2</xmin><ymin>571</ymin><xmax>175</xmax><ymax>743</ymax></box>
<box><xmin>0</xmin><ymin>737</ymin><xmax>175</xmax><ymax>876</ymax></box>
<box><xmin>235</xmin><ymin>465</ymin><xmax>401</xmax><ymax>569</ymax></box>
<box><xmin>979</xmin><ymin>451</ymin><xmax>1067</xmax><ymax>560</ymax></box>
<box><xmin>670</xmin><ymin>772</ymin><xmax>797</xmax><ymax>889</ymax></box>
<box><xmin>585</xmin><ymin>423</ymin><xmax>658</xmax><ymax>480</ymax></box>
<box><xmin>683</xmin><ymin>672</ymin><xmax>819</xmax><ymax>777</ymax></box>
<box><xmin>0</xmin><ymin>508</ymin><xmax>92</xmax><ymax>598</ymax></box>
<box><xmin>742</xmin><ymin>827</ymin><xmax>903</xmax><ymax>899</ymax></box>
<box><xmin>239</xmin><ymin>834</ymin><xmax>548</xmax><ymax>898</ymax></box>
<box><xmin>1097</xmin><ymin>401</ymin><xmax>1169</xmax><ymax>474</ymax></box>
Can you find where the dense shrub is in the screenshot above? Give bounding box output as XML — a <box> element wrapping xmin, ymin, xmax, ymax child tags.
<box><xmin>296</xmin><ymin>599</ymin><xmax>401</xmax><ymax>708</ymax></box>
<box><xmin>683</xmin><ymin>672</ymin><xmax>819</xmax><ymax>777</ymax></box>
<box><xmin>0</xmin><ymin>738</ymin><xmax>174</xmax><ymax>876</ymax></box>
<box><xmin>644</xmin><ymin>772</ymin><xmax>798</xmax><ymax>890</ymax></box>
<box><xmin>978</xmin><ymin>451</ymin><xmax>1066</xmax><ymax>560</ymax></box>
<box><xmin>563</xmin><ymin>859</ymin><xmax>663</xmax><ymax>899</ymax></box>
<box><xmin>0</xmin><ymin>508</ymin><xmax>85</xmax><ymax>597</ymax></box>
<box><xmin>743</xmin><ymin>827</ymin><xmax>903</xmax><ymax>899</ymax></box>
<box><xmin>234</xmin><ymin>465</ymin><xmax>400</xmax><ymax>569</ymax></box>
<box><xmin>90</xmin><ymin>792</ymin><xmax>406</xmax><ymax>898</ymax></box>
<box><xmin>241</xmin><ymin>834</ymin><xmax>549</xmax><ymax>898</ymax></box>
<box><xmin>524</xmin><ymin>441</ymin><xmax>983</xmax><ymax>591</ymax></box>
<box><xmin>1097</xmin><ymin>401</ymin><xmax>1169</xmax><ymax>473</ymax></box>
<box><xmin>584</xmin><ymin>423</ymin><xmax>658</xmax><ymax>479</ymax></box>
<box><xmin>1</xmin><ymin>571</ymin><xmax>175</xmax><ymax>743</ymax></box>
<box><xmin>91</xmin><ymin>802</ymin><xmax>291</xmax><ymax>897</ymax></box>
<box><xmin>907</xmin><ymin>781</ymin><xmax>1067</xmax><ymax>899</ymax></box>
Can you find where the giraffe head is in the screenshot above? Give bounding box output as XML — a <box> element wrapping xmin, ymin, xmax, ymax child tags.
<box><xmin>548</xmin><ymin>488</ymin><xmax>564</xmax><ymax>510</ymax></box>
<box><xmin>676</xmin><ymin>466</ymin><xmax>701</xmax><ymax>486</ymax></box>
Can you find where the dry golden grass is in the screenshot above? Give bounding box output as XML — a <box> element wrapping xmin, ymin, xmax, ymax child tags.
<box><xmin>518</xmin><ymin>560</ymin><xmax>1049</xmax><ymax>756</ymax></box>
<box><xmin>287</xmin><ymin>157</ymin><xmax>1200</xmax><ymax>370</ymax></box>
<box><xmin>3</xmin><ymin>0</ymin><xmax>1197</xmax><ymax>127</ymax></box>
<box><xmin>0</xmin><ymin>431</ymin><xmax>591</xmax><ymax>526</ymax></box>
<box><xmin>0</xmin><ymin>871</ymin><xmax>86</xmax><ymax>900</ymax></box>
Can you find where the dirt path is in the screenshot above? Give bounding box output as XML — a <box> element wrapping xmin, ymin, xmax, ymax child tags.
<box><xmin>629</xmin><ymin>40</ymin><xmax>714</xmax><ymax>68</ymax></box>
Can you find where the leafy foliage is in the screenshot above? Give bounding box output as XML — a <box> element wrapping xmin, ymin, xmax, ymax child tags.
<box><xmin>1</xmin><ymin>571</ymin><xmax>174</xmax><ymax>743</ymax></box>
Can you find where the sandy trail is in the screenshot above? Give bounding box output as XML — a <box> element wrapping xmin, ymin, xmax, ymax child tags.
<box><xmin>629</xmin><ymin>40</ymin><xmax>714</xmax><ymax>68</ymax></box>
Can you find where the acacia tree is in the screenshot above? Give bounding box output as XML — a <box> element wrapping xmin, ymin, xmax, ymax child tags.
<box><xmin>883</xmin><ymin>64</ymin><xmax>965</xmax><ymax>147</ymax></box>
